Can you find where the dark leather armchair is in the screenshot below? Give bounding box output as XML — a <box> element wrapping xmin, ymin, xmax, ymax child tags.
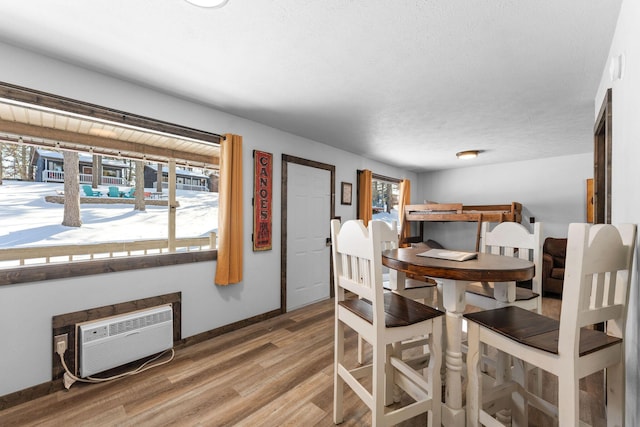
<box><xmin>542</xmin><ymin>237</ymin><xmax>567</xmax><ymax>296</ymax></box>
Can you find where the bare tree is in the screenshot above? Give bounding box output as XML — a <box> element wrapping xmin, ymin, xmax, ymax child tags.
<box><xmin>62</xmin><ymin>150</ymin><xmax>82</xmax><ymax>227</ymax></box>
<box><xmin>156</xmin><ymin>162</ymin><xmax>163</xmax><ymax>192</ymax></box>
<box><xmin>126</xmin><ymin>158</ymin><xmax>133</xmax><ymax>184</ymax></box>
<box><xmin>21</xmin><ymin>145</ymin><xmax>28</xmax><ymax>179</ymax></box>
<box><xmin>92</xmin><ymin>154</ymin><xmax>102</xmax><ymax>188</ymax></box>
<box><xmin>134</xmin><ymin>160</ymin><xmax>146</xmax><ymax>211</ymax></box>
<box><xmin>1</xmin><ymin>143</ymin><xmax>32</xmax><ymax>180</ymax></box>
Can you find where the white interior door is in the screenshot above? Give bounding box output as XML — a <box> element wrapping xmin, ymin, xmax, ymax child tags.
<box><xmin>286</xmin><ymin>162</ymin><xmax>331</xmax><ymax>311</ymax></box>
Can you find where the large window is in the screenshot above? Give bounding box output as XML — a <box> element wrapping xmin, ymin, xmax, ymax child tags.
<box><xmin>371</xmin><ymin>174</ymin><xmax>401</xmax><ymax>224</ymax></box>
<box><xmin>0</xmin><ymin>82</ymin><xmax>222</xmax><ymax>278</ymax></box>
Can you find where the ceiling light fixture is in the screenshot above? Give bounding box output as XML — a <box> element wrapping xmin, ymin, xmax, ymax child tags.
<box><xmin>456</xmin><ymin>150</ymin><xmax>479</xmax><ymax>160</ymax></box>
<box><xmin>184</xmin><ymin>0</ymin><xmax>229</xmax><ymax>8</ymax></box>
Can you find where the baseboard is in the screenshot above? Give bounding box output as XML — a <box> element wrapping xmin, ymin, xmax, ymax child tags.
<box><xmin>177</xmin><ymin>308</ymin><xmax>281</xmax><ymax>348</ymax></box>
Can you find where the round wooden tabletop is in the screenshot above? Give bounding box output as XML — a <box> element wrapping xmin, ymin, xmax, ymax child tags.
<box><xmin>382</xmin><ymin>247</ymin><xmax>534</xmax><ymax>282</ymax></box>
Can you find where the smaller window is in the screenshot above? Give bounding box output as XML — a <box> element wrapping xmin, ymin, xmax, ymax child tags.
<box><xmin>371</xmin><ymin>174</ymin><xmax>400</xmax><ymax>225</ymax></box>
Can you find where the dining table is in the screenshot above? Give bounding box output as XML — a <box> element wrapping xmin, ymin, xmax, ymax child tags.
<box><xmin>382</xmin><ymin>246</ymin><xmax>535</xmax><ymax>427</ymax></box>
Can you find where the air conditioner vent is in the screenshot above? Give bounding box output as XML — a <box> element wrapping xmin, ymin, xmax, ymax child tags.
<box><xmin>108</xmin><ymin>310</ymin><xmax>172</xmax><ymax>337</ymax></box>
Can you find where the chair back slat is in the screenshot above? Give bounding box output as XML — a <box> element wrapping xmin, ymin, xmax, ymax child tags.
<box><xmin>517</xmin><ymin>247</ymin><xmax>531</xmax><ymax>261</ymax></box>
<box><xmin>559</xmin><ymin>223</ymin><xmax>636</xmax><ymax>354</ymax></box>
<box><xmin>348</xmin><ymin>254</ymin><xmax>358</xmax><ymax>284</ymax></box>
<box><xmin>605</xmin><ymin>272</ymin><xmax>617</xmax><ymax>306</ymax></box>
<box><xmin>591</xmin><ymin>273</ymin><xmax>606</xmax><ymax>309</ymax></box>
<box><xmin>359</xmin><ymin>257</ymin><xmax>372</xmax><ymax>288</ymax></box>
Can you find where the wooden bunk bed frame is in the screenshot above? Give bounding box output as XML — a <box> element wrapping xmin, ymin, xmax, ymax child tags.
<box><xmin>401</xmin><ymin>202</ymin><xmax>523</xmax><ymax>251</ymax></box>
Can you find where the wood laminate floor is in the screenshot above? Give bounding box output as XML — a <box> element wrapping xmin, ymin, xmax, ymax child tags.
<box><xmin>0</xmin><ymin>296</ymin><xmax>605</xmax><ymax>426</ymax></box>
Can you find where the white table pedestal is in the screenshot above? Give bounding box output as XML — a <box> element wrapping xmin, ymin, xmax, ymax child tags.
<box><xmin>441</xmin><ymin>279</ymin><xmax>467</xmax><ymax>427</ymax></box>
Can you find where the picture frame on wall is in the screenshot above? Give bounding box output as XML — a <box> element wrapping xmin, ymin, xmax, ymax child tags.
<box><xmin>341</xmin><ymin>182</ymin><xmax>352</xmax><ymax>205</ymax></box>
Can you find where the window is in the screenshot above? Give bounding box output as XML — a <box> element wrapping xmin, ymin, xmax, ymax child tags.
<box><xmin>371</xmin><ymin>174</ymin><xmax>401</xmax><ymax>224</ymax></box>
<box><xmin>0</xmin><ymin>82</ymin><xmax>222</xmax><ymax>277</ymax></box>
<box><xmin>103</xmin><ymin>168</ymin><xmax>119</xmax><ymax>178</ymax></box>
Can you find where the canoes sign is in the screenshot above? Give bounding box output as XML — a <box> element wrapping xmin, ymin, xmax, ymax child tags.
<box><xmin>253</xmin><ymin>150</ymin><xmax>272</xmax><ymax>251</ymax></box>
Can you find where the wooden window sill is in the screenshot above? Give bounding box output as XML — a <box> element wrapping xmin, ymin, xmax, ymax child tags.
<box><xmin>0</xmin><ymin>250</ymin><xmax>216</xmax><ymax>287</ymax></box>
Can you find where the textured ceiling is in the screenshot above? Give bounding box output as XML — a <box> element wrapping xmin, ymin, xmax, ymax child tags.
<box><xmin>0</xmin><ymin>0</ymin><xmax>622</xmax><ymax>172</ymax></box>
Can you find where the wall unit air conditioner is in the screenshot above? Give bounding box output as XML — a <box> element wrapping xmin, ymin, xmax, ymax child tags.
<box><xmin>77</xmin><ymin>304</ymin><xmax>173</xmax><ymax>378</ymax></box>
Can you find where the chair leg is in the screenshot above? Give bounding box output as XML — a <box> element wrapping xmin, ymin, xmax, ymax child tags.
<box><xmin>466</xmin><ymin>322</ymin><xmax>481</xmax><ymax>427</ymax></box>
<box><xmin>557</xmin><ymin>370</ymin><xmax>579</xmax><ymax>426</ymax></box>
<box><xmin>494</xmin><ymin>350</ymin><xmax>510</xmax><ymax>384</ymax></box>
<box><xmin>389</xmin><ymin>343</ymin><xmax>401</xmax><ymax>405</ymax></box>
<box><xmin>334</xmin><ymin>320</ymin><xmax>345</xmax><ymax>424</ymax></box>
<box><xmin>373</xmin><ymin>340</ymin><xmax>386</xmax><ymax>426</ymax></box>
<box><xmin>430</xmin><ymin>318</ymin><xmax>443</xmax><ymax>427</ymax></box>
<box><xmin>529</xmin><ymin>362</ymin><xmax>542</xmax><ymax>399</ymax></box>
<box><xmin>511</xmin><ymin>358</ymin><xmax>528</xmax><ymax>426</ymax></box>
<box><xmin>606</xmin><ymin>362</ymin><xmax>624</xmax><ymax>427</ymax></box>
<box><xmin>357</xmin><ymin>334</ymin><xmax>366</xmax><ymax>364</ymax></box>
<box><xmin>495</xmin><ymin>350</ymin><xmax>513</xmax><ymax>423</ymax></box>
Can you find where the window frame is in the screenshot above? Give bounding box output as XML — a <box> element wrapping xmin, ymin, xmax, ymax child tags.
<box><xmin>0</xmin><ymin>82</ymin><xmax>222</xmax><ymax>286</ymax></box>
<box><xmin>357</xmin><ymin>171</ymin><xmax>402</xmax><ymax>225</ymax></box>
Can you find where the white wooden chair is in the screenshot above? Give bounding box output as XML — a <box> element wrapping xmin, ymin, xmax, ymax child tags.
<box><xmin>465</xmin><ymin>223</ymin><xmax>636</xmax><ymax>427</ymax></box>
<box><xmin>357</xmin><ymin>220</ymin><xmax>439</xmax><ymax>364</ymax></box>
<box><xmin>464</xmin><ymin>221</ymin><xmax>543</xmax><ymax>393</ymax></box>
<box><xmin>331</xmin><ymin>219</ymin><xmax>444</xmax><ymax>426</ymax></box>
<box><xmin>465</xmin><ymin>221</ymin><xmax>543</xmax><ymax>313</ymax></box>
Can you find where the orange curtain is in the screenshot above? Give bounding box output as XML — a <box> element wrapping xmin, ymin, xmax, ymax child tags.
<box><xmin>215</xmin><ymin>134</ymin><xmax>243</xmax><ymax>285</ymax></box>
<box><xmin>358</xmin><ymin>169</ymin><xmax>372</xmax><ymax>227</ymax></box>
<box><xmin>398</xmin><ymin>179</ymin><xmax>411</xmax><ymax>246</ymax></box>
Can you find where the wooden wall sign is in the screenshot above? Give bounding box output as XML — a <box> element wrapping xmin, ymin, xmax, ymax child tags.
<box><xmin>253</xmin><ymin>150</ymin><xmax>273</xmax><ymax>251</ymax></box>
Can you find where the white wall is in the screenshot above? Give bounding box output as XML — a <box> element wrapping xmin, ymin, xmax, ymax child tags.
<box><xmin>415</xmin><ymin>153</ymin><xmax>592</xmax><ymax>250</ymax></box>
<box><xmin>595</xmin><ymin>1</ymin><xmax>640</xmax><ymax>424</ymax></box>
<box><xmin>0</xmin><ymin>41</ymin><xmax>417</xmax><ymax>396</ymax></box>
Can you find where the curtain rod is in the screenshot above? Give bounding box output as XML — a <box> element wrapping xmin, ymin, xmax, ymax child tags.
<box><xmin>357</xmin><ymin>169</ymin><xmax>401</xmax><ymax>184</ymax></box>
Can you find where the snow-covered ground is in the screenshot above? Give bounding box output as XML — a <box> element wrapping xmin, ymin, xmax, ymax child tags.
<box><xmin>0</xmin><ymin>180</ymin><xmax>218</xmax><ymax>248</ymax></box>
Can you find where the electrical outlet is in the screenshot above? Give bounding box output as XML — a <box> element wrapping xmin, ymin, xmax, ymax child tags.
<box><xmin>54</xmin><ymin>333</ymin><xmax>68</xmax><ymax>354</ymax></box>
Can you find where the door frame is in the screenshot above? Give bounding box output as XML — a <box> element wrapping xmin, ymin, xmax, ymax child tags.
<box><xmin>281</xmin><ymin>154</ymin><xmax>335</xmax><ymax>314</ymax></box>
<box><xmin>594</xmin><ymin>88</ymin><xmax>612</xmax><ymax>224</ymax></box>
